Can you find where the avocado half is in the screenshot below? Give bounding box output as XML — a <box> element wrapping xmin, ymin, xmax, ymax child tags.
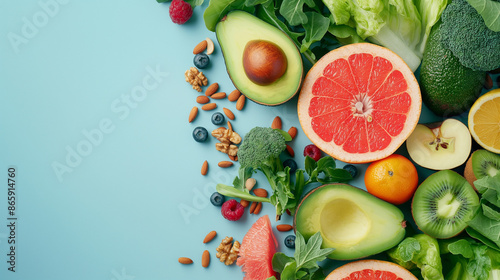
<box><xmin>294</xmin><ymin>184</ymin><xmax>406</xmax><ymax>260</ymax></box>
<box><xmin>215</xmin><ymin>11</ymin><xmax>303</xmax><ymax>106</ymax></box>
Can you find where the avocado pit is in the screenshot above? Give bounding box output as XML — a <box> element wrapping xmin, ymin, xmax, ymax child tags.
<box><xmin>243</xmin><ymin>40</ymin><xmax>287</xmax><ymax>86</ymax></box>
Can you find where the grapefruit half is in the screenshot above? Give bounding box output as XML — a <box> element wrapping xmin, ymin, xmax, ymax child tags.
<box><xmin>298</xmin><ymin>43</ymin><xmax>421</xmax><ymax>163</ymax></box>
<box><xmin>237</xmin><ymin>215</ymin><xmax>278</xmax><ymax>280</ymax></box>
<box><xmin>326</xmin><ymin>260</ymin><xmax>418</xmax><ymax>280</ymax></box>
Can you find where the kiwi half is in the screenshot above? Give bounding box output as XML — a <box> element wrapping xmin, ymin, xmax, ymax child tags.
<box><xmin>464</xmin><ymin>150</ymin><xmax>500</xmax><ymax>189</ymax></box>
<box><xmin>412</xmin><ymin>170</ymin><xmax>480</xmax><ymax>239</ymax></box>
<box><xmin>472</xmin><ymin>149</ymin><xmax>500</xmax><ymax>178</ymax></box>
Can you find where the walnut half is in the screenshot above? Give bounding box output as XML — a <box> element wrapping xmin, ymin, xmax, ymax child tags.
<box><xmin>216</xmin><ymin>236</ymin><xmax>240</xmax><ymax>265</ymax></box>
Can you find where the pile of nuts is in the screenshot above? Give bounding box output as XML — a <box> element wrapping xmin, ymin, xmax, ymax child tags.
<box><xmin>178</xmin><ymin>230</ymin><xmax>241</xmax><ymax>267</ymax></box>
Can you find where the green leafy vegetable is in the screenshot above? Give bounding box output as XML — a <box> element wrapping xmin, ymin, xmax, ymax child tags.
<box><xmin>203</xmin><ymin>0</ymin><xmax>255</xmax><ymax>31</ymax></box>
<box><xmin>467</xmin><ymin>174</ymin><xmax>500</xmax><ymax>249</ymax></box>
<box><xmin>271</xmin><ymin>232</ymin><xmax>333</xmax><ymax>280</ymax></box>
<box><xmin>301</xmin><ymin>12</ymin><xmax>330</xmax><ymax>55</ymax></box>
<box><xmin>323</xmin><ymin>0</ymin><xmax>448</xmax><ymax>71</ymax></box>
<box><xmin>440</xmin><ymin>238</ymin><xmax>500</xmax><ymax>280</ymax></box>
<box><xmin>466</xmin><ymin>0</ymin><xmax>500</xmax><ymax>31</ymax></box>
<box><xmin>217</xmin><ymin>127</ymin><xmax>351</xmax><ymax>218</ymax></box>
<box><xmin>388</xmin><ymin>234</ymin><xmax>444</xmax><ymax>280</ymax></box>
<box><xmin>279</xmin><ymin>0</ymin><xmax>316</xmax><ymax>26</ymax></box>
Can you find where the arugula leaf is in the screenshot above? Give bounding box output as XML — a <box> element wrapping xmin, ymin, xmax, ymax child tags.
<box><xmin>279</xmin><ymin>0</ymin><xmax>316</xmax><ymax>26</ymax></box>
<box><xmin>203</xmin><ymin>0</ymin><xmax>255</xmax><ymax>31</ymax></box>
<box><xmin>281</xmin><ymin>261</ymin><xmax>298</xmax><ymax>279</ymax></box>
<box><xmin>272</xmin><ymin>252</ymin><xmax>294</xmax><ymax>274</ymax></box>
<box><xmin>466</xmin><ymin>227</ymin><xmax>500</xmax><ymax>251</ymax></box>
<box><xmin>274</xmin><ymin>129</ymin><xmax>292</xmax><ymax>141</ymax></box>
<box><xmin>301</xmin><ymin>12</ymin><xmax>330</xmax><ymax>53</ymax></box>
<box><xmin>295</xmin><ymin>231</ymin><xmax>334</xmax><ymax>270</ymax></box>
<box><xmin>185</xmin><ymin>0</ymin><xmax>204</xmax><ymax>7</ymax></box>
<box><xmin>304</xmin><ymin>156</ymin><xmax>317</xmax><ymax>177</ymax></box>
<box><xmin>257</xmin><ymin>2</ymin><xmax>305</xmax><ymax>44</ymax></box>
<box><xmin>467</xmin><ymin>209</ymin><xmax>500</xmax><ymax>248</ymax></box>
<box><xmin>483</xmin><ymin>203</ymin><xmax>500</xmax><ymax>221</ymax></box>
<box><xmin>232</xmin><ymin>166</ymin><xmax>254</xmax><ymax>191</ymax></box>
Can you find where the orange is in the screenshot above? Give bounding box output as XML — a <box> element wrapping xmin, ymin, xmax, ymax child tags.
<box><xmin>468</xmin><ymin>88</ymin><xmax>500</xmax><ymax>153</ymax></box>
<box><xmin>364</xmin><ymin>154</ymin><xmax>418</xmax><ymax>205</ymax></box>
<box><xmin>298</xmin><ymin>43</ymin><xmax>421</xmax><ymax>163</ymax></box>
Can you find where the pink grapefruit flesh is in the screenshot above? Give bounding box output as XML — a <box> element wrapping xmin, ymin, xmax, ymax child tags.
<box><xmin>298</xmin><ymin>43</ymin><xmax>421</xmax><ymax>163</ymax></box>
<box><xmin>326</xmin><ymin>260</ymin><xmax>418</xmax><ymax>280</ymax></box>
<box><xmin>237</xmin><ymin>215</ymin><xmax>278</xmax><ymax>280</ymax></box>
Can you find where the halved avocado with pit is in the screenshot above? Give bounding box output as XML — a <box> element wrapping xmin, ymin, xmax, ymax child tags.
<box><xmin>294</xmin><ymin>183</ymin><xmax>406</xmax><ymax>260</ymax></box>
<box><xmin>216</xmin><ymin>11</ymin><xmax>303</xmax><ymax>106</ymax></box>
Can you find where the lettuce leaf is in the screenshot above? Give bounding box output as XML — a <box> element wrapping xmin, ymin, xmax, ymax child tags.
<box><xmin>322</xmin><ymin>0</ymin><xmax>448</xmax><ymax>71</ymax></box>
<box><xmin>466</xmin><ymin>0</ymin><xmax>500</xmax><ymax>31</ymax></box>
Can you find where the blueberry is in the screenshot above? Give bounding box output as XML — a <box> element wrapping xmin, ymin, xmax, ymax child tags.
<box><xmin>210</xmin><ymin>192</ymin><xmax>225</xmax><ymax>207</ymax></box>
<box><xmin>283</xmin><ymin>159</ymin><xmax>298</xmax><ymax>174</ymax></box>
<box><xmin>194</xmin><ymin>53</ymin><xmax>210</xmax><ymax>69</ymax></box>
<box><xmin>343</xmin><ymin>164</ymin><xmax>358</xmax><ymax>178</ymax></box>
<box><xmin>211</xmin><ymin>112</ymin><xmax>225</xmax><ymax>125</ymax></box>
<box><xmin>284</xmin><ymin>235</ymin><xmax>296</xmax><ymax>249</ymax></box>
<box><xmin>192</xmin><ymin>127</ymin><xmax>208</xmax><ymax>142</ymax></box>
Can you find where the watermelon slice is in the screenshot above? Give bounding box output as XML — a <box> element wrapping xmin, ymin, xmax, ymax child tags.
<box><xmin>237</xmin><ymin>215</ymin><xmax>278</xmax><ymax>280</ymax></box>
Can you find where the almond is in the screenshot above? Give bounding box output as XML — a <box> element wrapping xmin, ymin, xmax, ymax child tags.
<box><xmin>236</xmin><ymin>95</ymin><xmax>246</xmax><ymax>111</ymax></box>
<box><xmin>228</xmin><ymin>89</ymin><xmax>241</xmax><ymax>102</ymax></box>
<box><xmin>228</xmin><ymin>154</ymin><xmax>238</xmax><ymax>161</ymax></box>
<box><xmin>245</xmin><ymin>178</ymin><xmax>256</xmax><ymax>191</ymax></box>
<box><xmin>201</xmin><ymin>250</ymin><xmax>210</xmax><ymax>268</ymax></box>
<box><xmin>202</xmin><ymin>103</ymin><xmax>217</xmax><ymax>111</ymax></box>
<box><xmin>178</xmin><ymin>257</ymin><xmax>193</xmax><ymax>264</ymax></box>
<box><xmin>227</xmin><ymin>120</ymin><xmax>233</xmax><ymax>131</ymax></box>
<box><xmin>484</xmin><ymin>74</ymin><xmax>493</xmax><ymax>89</ymax></box>
<box><xmin>193</xmin><ymin>40</ymin><xmax>207</xmax><ymax>54</ymax></box>
<box><xmin>276</xmin><ymin>224</ymin><xmax>293</xmax><ymax>232</ymax></box>
<box><xmin>254</xmin><ymin>202</ymin><xmax>263</xmax><ymax>215</ymax></box>
<box><xmin>288</xmin><ymin>126</ymin><xmax>298</xmax><ymax>140</ymax></box>
<box><xmin>218</xmin><ymin>161</ymin><xmax>233</xmax><ymax>168</ymax></box>
<box><xmin>286</xmin><ymin>144</ymin><xmax>295</xmax><ymax>157</ymax></box>
<box><xmin>240</xmin><ymin>199</ymin><xmax>250</xmax><ymax>208</ymax></box>
<box><xmin>203</xmin><ymin>230</ymin><xmax>217</xmax><ymax>243</ymax></box>
<box><xmin>271</xmin><ymin>116</ymin><xmax>282</xmax><ymax>130</ymax></box>
<box><xmin>253</xmin><ymin>188</ymin><xmax>268</xmax><ymax>198</ymax></box>
<box><xmin>211</xmin><ymin>92</ymin><xmax>226</xmax><ymax>99</ymax></box>
<box><xmin>205</xmin><ymin>83</ymin><xmax>219</xmax><ymax>97</ymax></box>
<box><xmin>196</xmin><ymin>95</ymin><xmax>210</xmax><ymax>104</ymax></box>
<box><xmin>201</xmin><ymin>160</ymin><xmax>208</xmax><ymax>176</ymax></box>
<box><xmin>205</xmin><ymin>38</ymin><xmax>215</xmax><ymax>55</ymax></box>
<box><xmin>223</xmin><ymin>107</ymin><xmax>235</xmax><ymax>120</ymax></box>
<box><xmin>249</xmin><ymin>202</ymin><xmax>258</xmax><ymax>214</ymax></box>
<box><xmin>188</xmin><ymin>106</ymin><xmax>198</xmax><ymax>123</ymax></box>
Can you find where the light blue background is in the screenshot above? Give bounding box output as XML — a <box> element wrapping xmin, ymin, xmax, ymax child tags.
<box><xmin>0</xmin><ymin>1</ymin><xmax>495</xmax><ymax>280</ymax></box>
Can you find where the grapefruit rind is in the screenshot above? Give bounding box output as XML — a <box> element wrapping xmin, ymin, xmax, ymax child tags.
<box><xmin>298</xmin><ymin>43</ymin><xmax>421</xmax><ymax>163</ymax></box>
<box><xmin>325</xmin><ymin>259</ymin><xmax>418</xmax><ymax>280</ymax></box>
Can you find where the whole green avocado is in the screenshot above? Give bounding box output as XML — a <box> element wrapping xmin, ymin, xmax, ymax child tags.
<box><xmin>419</xmin><ymin>21</ymin><xmax>486</xmax><ymax>117</ymax></box>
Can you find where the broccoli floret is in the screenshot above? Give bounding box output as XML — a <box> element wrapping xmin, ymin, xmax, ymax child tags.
<box><xmin>440</xmin><ymin>0</ymin><xmax>500</xmax><ymax>71</ymax></box>
<box><xmin>237</xmin><ymin>127</ymin><xmax>286</xmax><ymax>169</ymax></box>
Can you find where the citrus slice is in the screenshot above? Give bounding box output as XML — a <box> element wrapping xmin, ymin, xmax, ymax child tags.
<box><xmin>298</xmin><ymin>43</ymin><xmax>421</xmax><ymax>163</ymax></box>
<box><xmin>237</xmin><ymin>215</ymin><xmax>278</xmax><ymax>280</ymax></box>
<box><xmin>326</xmin><ymin>259</ymin><xmax>417</xmax><ymax>280</ymax></box>
<box><xmin>468</xmin><ymin>88</ymin><xmax>500</xmax><ymax>153</ymax></box>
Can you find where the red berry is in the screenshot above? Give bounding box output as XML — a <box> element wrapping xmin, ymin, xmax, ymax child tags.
<box><xmin>169</xmin><ymin>0</ymin><xmax>193</xmax><ymax>24</ymax></box>
<box><xmin>303</xmin><ymin>144</ymin><xmax>322</xmax><ymax>161</ymax></box>
<box><xmin>221</xmin><ymin>199</ymin><xmax>244</xmax><ymax>221</ymax></box>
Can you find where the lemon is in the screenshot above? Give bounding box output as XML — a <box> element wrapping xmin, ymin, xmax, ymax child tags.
<box><xmin>468</xmin><ymin>89</ymin><xmax>500</xmax><ymax>153</ymax></box>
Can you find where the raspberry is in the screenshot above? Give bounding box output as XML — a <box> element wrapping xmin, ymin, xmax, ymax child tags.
<box><xmin>303</xmin><ymin>144</ymin><xmax>322</xmax><ymax>161</ymax></box>
<box><xmin>221</xmin><ymin>199</ymin><xmax>244</xmax><ymax>221</ymax></box>
<box><xmin>169</xmin><ymin>0</ymin><xmax>193</xmax><ymax>25</ymax></box>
